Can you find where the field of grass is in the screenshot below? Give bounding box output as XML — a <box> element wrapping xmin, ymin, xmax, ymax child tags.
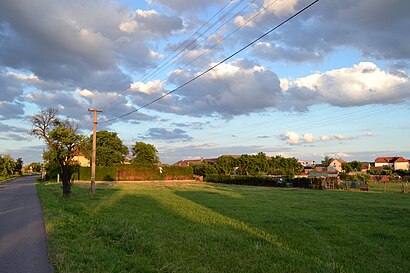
<box><xmin>37</xmin><ymin>181</ymin><xmax>410</xmax><ymax>273</ymax></box>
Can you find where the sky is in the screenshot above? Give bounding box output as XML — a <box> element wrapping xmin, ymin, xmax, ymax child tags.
<box><xmin>0</xmin><ymin>0</ymin><xmax>409</xmax><ymax>165</ymax></box>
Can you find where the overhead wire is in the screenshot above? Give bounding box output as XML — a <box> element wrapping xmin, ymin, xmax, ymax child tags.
<box><xmin>101</xmin><ymin>0</ymin><xmax>321</xmax><ymax>124</ymax></box>
<box><xmin>94</xmin><ymin>0</ymin><xmax>246</xmax><ymax>111</ymax></box>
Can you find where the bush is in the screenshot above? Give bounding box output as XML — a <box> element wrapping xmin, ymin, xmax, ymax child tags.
<box><xmin>73</xmin><ymin>165</ymin><xmax>194</xmax><ymax>181</ymax></box>
<box><xmin>117</xmin><ymin>165</ymin><xmax>160</xmax><ymax>181</ymax></box>
<box><xmin>205</xmin><ymin>175</ymin><xmax>322</xmax><ymax>189</ymax></box>
<box><xmin>205</xmin><ymin>175</ymin><xmax>279</xmax><ymax>187</ymax></box>
<box><xmin>162</xmin><ymin>166</ymin><xmax>193</xmax><ymax>180</ymax></box>
<box><xmin>74</xmin><ymin>166</ymin><xmax>117</xmax><ymax>181</ymax></box>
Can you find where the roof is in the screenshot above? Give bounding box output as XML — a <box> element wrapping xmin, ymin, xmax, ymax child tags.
<box><xmin>308</xmin><ymin>171</ymin><xmax>339</xmax><ymax>178</ymax></box>
<box><xmin>375</xmin><ymin>157</ymin><xmax>408</xmax><ymax>163</ymax></box>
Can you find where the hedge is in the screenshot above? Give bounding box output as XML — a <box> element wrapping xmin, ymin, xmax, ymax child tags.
<box><xmin>73</xmin><ymin>165</ymin><xmax>193</xmax><ymax>181</ymax></box>
<box><xmin>205</xmin><ymin>175</ymin><xmax>322</xmax><ymax>188</ymax></box>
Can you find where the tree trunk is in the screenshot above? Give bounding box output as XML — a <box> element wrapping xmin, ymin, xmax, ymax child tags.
<box><xmin>61</xmin><ymin>165</ymin><xmax>71</xmax><ymax>197</ymax></box>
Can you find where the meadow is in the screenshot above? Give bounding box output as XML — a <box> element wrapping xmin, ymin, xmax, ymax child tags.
<box><xmin>36</xmin><ymin>181</ymin><xmax>410</xmax><ymax>273</ymax></box>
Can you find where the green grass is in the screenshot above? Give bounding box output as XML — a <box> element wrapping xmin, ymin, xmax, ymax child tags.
<box><xmin>0</xmin><ymin>174</ymin><xmax>21</xmax><ymax>183</ymax></box>
<box><xmin>36</xmin><ymin>182</ymin><xmax>410</xmax><ymax>273</ymax></box>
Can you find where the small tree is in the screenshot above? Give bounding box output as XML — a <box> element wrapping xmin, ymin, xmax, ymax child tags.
<box><xmin>31</xmin><ymin>108</ymin><xmax>83</xmax><ymax>197</ymax></box>
<box><xmin>14</xmin><ymin>158</ymin><xmax>23</xmax><ymax>175</ymax></box>
<box><xmin>321</xmin><ymin>156</ymin><xmax>334</xmax><ymax>167</ymax></box>
<box><xmin>131</xmin><ymin>142</ymin><xmax>159</xmax><ymax>165</ymax></box>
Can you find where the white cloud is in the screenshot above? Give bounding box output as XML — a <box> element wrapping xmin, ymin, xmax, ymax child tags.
<box><xmin>320</xmin><ymin>135</ymin><xmax>331</xmax><ymax>142</ymax></box>
<box><xmin>280</xmin><ymin>131</ymin><xmax>300</xmax><ymax>145</ymax></box>
<box><xmin>280</xmin><ymin>62</ymin><xmax>410</xmax><ymax>111</ymax></box>
<box><xmin>303</xmin><ymin>133</ymin><xmax>315</xmax><ymax>143</ymax></box>
<box><xmin>130</xmin><ymin>80</ymin><xmax>164</xmax><ymax>95</ymax></box>
<box><xmin>132</xmin><ymin>59</ymin><xmax>282</xmax><ymax>117</ymax></box>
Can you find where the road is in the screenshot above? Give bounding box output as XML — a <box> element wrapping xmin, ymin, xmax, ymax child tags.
<box><xmin>0</xmin><ymin>176</ymin><xmax>52</xmax><ymax>273</ymax></box>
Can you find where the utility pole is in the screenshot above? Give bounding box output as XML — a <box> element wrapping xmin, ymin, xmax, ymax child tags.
<box><xmin>88</xmin><ymin>108</ymin><xmax>102</xmax><ymax>195</ymax></box>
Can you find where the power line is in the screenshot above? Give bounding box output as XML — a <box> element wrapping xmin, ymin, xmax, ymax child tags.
<box><xmin>94</xmin><ymin>0</ymin><xmax>245</xmax><ymax>111</ymax></box>
<box><xmin>101</xmin><ymin>0</ymin><xmax>320</xmax><ymax>124</ymax></box>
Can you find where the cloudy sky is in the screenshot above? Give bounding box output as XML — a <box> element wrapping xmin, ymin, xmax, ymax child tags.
<box><xmin>0</xmin><ymin>0</ymin><xmax>409</xmax><ymax>164</ymax></box>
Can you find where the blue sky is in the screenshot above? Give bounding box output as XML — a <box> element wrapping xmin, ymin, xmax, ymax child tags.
<box><xmin>0</xmin><ymin>0</ymin><xmax>409</xmax><ymax>164</ymax></box>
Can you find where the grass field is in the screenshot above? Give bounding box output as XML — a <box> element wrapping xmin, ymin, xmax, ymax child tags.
<box><xmin>37</xmin><ymin>181</ymin><xmax>410</xmax><ymax>273</ymax></box>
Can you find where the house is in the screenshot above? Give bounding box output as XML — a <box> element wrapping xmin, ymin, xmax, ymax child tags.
<box><xmin>361</xmin><ymin>162</ymin><xmax>371</xmax><ymax>172</ymax></box>
<box><xmin>72</xmin><ymin>155</ymin><xmax>90</xmax><ymax>167</ymax></box>
<box><xmin>173</xmin><ymin>157</ymin><xmax>217</xmax><ymax>167</ymax></box>
<box><xmin>374</xmin><ymin>157</ymin><xmax>409</xmax><ymax>171</ymax></box>
<box><xmin>299</xmin><ymin>160</ymin><xmax>316</xmax><ymax>168</ymax></box>
<box><xmin>327</xmin><ymin>159</ymin><xmax>346</xmax><ymax>172</ymax></box>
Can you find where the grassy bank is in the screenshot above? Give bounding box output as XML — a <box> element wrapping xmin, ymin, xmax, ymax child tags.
<box><xmin>0</xmin><ymin>174</ymin><xmax>21</xmax><ymax>183</ymax></box>
<box><xmin>37</xmin><ymin>182</ymin><xmax>410</xmax><ymax>273</ymax></box>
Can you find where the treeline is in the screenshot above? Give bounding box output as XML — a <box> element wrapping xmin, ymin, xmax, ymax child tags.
<box><xmin>0</xmin><ymin>154</ymin><xmax>23</xmax><ymax>177</ymax></box>
<box><xmin>192</xmin><ymin>153</ymin><xmax>303</xmax><ymax>177</ymax></box>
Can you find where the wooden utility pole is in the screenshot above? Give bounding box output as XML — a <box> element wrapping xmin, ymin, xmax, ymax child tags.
<box><xmin>88</xmin><ymin>108</ymin><xmax>102</xmax><ymax>195</ymax></box>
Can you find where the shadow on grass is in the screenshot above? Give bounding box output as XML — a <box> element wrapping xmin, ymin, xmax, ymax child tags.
<box><xmin>38</xmin><ymin>182</ymin><xmax>410</xmax><ymax>273</ymax></box>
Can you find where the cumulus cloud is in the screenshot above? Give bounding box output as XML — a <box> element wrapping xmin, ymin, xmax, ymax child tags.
<box><xmin>238</xmin><ymin>0</ymin><xmax>410</xmax><ymax>63</ymax></box>
<box><xmin>279</xmin><ymin>62</ymin><xmax>410</xmax><ymax>111</ymax></box>
<box><xmin>130</xmin><ymin>59</ymin><xmax>282</xmax><ymax>117</ymax></box>
<box><xmin>143</xmin><ymin>127</ymin><xmax>193</xmax><ymax>141</ymax></box>
<box><xmin>0</xmin><ymin>133</ymin><xmax>30</xmax><ymax>141</ymax></box>
<box><xmin>148</xmin><ymin>0</ymin><xmax>224</xmax><ymax>12</ymax></box>
<box><xmin>0</xmin><ymin>101</ymin><xmax>24</xmax><ymax>120</ymax></box>
<box><xmin>0</xmin><ymin>0</ymin><xmax>157</xmax><ymax>90</ymax></box>
<box><xmin>280</xmin><ymin>131</ymin><xmax>300</xmax><ymax>145</ymax></box>
<box><xmin>120</xmin><ymin>9</ymin><xmax>183</xmax><ymax>38</ymax></box>
<box><xmin>303</xmin><ymin>133</ymin><xmax>315</xmax><ymax>143</ymax></box>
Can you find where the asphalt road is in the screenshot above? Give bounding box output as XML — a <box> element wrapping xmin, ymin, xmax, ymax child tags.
<box><xmin>0</xmin><ymin>176</ymin><xmax>52</xmax><ymax>273</ymax></box>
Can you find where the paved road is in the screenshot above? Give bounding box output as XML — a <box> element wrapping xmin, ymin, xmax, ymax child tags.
<box><xmin>0</xmin><ymin>176</ymin><xmax>52</xmax><ymax>273</ymax></box>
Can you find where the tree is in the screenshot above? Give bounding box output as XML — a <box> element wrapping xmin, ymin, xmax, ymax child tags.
<box><xmin>31</xmin><ymin>108</ymin><xmax>83</xmax><ymax>197</ymax></box>
<box><xmin>268</xmin><ymin>156</ymin><xmax>303</xmax><ymax>176</ymax></box>
<box><xmin>321</xmin><ymin>156</ymin><xmax>334</xmax><ymax>167</ymax></box>
<box><xmin>350</xmin><ymin>161</ymin><xmax>362</xmax><ymax>172</ymax></box>
<box><xmin>0</xmin><ymin>155</ymin><xmax>16</xmax><ymax>177</ymax></box>
<box><xmin>83</xmin><ymin>130</ymin><xmax>129</xmax><ymax>166</ymax></box>
<box><xmin>342</xmin><ymin>162</ymin><xmax>353</xmax><ymax>173</ymax></box>
<box><xmin>215</xmin><ymin>156</ymin><xmax>237</xmax><ymax>175</ymax></box>
<box><xmin>28</xmin><ymin>162</ymin><xmax>42</xmax><ymax>173</ymax></box>
<box><xmin>131</xmin><ymin>142</ymin><xmax>159</xmax><ymax>165</ymax></box>
<box><xmin>14</xmin><ymin>158</ymin><xmax>23</xmax><ymax>175</ymax></box>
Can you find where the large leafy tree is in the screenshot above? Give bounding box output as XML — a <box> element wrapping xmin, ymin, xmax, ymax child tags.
<box><xmin>83</xmin><ymin>130</ymin><xmax>129</xmax><ymax>166</ymax></box>
<box><xmin>0</xmin><ymin>155</ymin><xmax>16</xmax><ymax>177</ymax></box>
<box><xmin>268</xmin><ymin>156</ymin><xmax>303</xmax><ymax>176</ymax></box>
<box><xmin>31</xmin><ymin>108</ymin><xmax>83</xmax><ymax>197</ymax></box>
<box><xmin>215</xmin><ymin>156</ymin><xmax>238</xmax><ymax>175</ymax></box>
<box><xmin>131</xmin><ymin>142</ymin><xmax>159</xmax><ymax>165</ymax></box>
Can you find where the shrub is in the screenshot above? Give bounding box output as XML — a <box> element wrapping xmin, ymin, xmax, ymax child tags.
<box><xmin>162</xmin><ymin>166</ymin><xmax>193</xmax><ymax>180</ymax></box>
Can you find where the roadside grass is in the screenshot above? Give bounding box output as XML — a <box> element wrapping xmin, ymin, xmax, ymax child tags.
<box><xmin>0</xmin><ymin>174</ymin><xmax>22</xmax><ymax>183</ymax></box>
<box><xmin>37</xmin><ymin>182</ymin><xmax>410</xmax><ymax>273</ymax></box>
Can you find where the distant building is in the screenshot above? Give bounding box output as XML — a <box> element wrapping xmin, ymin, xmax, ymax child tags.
<box><xmin>327</xmin><ymin>159</ymin><xmax>346</xmax><ymax>172</ymax></box>
<box><xmin>299</xmin><ymin>160</ymin><xmax>316</xmax><ymax>168</ymax></box>
<box><xmin>72</xmin><ymin>154</ymin><xmax>90</xmax><ymax>167</ymax></box>
<box><xmin>374</xmin><ymin>157</ymin><xmax>409</xmax><ymax>171</ymax></box>
<box><xmin>173</xmin><ymin>157</ymin><xmax>217</xmax><ymax>167</ymax></box>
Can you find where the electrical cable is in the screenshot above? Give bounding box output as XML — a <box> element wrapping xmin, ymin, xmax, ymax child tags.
<box><xmin>101</xmin><ymin>0</ymin><xmax>320</xmax><ymax>124</ymax></box>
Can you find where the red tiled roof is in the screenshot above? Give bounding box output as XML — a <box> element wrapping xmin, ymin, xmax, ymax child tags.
<box><xmin>375</xmin><ymin>157</ymin><xmax>393</xmax><ymax>163</ymax></box>
<box><xmin>395</xmin><ymin>157</ymin><xmax>408</xmax><ymax>163</ymax></box>
<box><xmin>375</xmin><ymin>157</ymin><xmax>408</xmax><ymax>163</ymax></box>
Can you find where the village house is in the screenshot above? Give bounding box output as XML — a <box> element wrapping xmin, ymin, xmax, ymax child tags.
<box><xmin>327</xmin><ymin>158</ymin><xmax>346</xmax><ymax>172</ymax></box>
<box><xmin>374</xmin><ymin>157</ymin><xmax>409</xmax><ymax>171</ymax></box>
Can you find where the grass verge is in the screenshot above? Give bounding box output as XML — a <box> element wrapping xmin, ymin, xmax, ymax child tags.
<box><xmin>37</xmin><ymin>182</ymin><xmax>410</xmax><ymax>273</ymax></box>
